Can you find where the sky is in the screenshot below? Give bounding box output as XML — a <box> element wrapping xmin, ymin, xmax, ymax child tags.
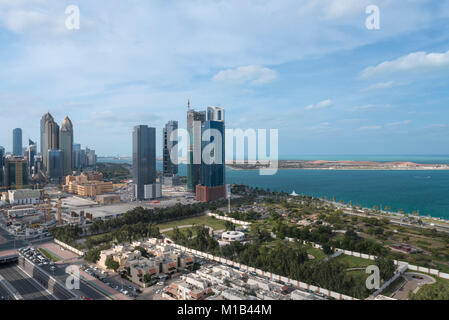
<box><xmin>0</xmin><ymin>0</ymin><xmax>449</xmax><ymax>157</ymax></box>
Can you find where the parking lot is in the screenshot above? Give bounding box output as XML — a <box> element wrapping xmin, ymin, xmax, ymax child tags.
<box><xmin>18</xmin><ymin>247</ymin><xmax>55</xmax><ymax>269</ymax></box>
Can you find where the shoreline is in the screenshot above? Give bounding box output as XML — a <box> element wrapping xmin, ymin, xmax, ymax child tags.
<box><xmin>318</xmin><ymin>198</ymin><xmax>449</xmax><ymax>226</ymax></box>
<box><xmin>226</xmin><ymin>166</ymin><xmax>449</xmax><ymax>171</ymax></box>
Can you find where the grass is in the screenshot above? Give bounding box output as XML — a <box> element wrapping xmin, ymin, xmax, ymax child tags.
<box><xmin>38</xmin><ymin>248</ymin><xmax>61</xmax><ymax>262</ymax></box>
<box><xmin>305</xmin><ymin>246</ymin><xmax>327</xmax><ymax>262</ymax></box>
<box><xmin>382</xmin><ymin>275</ymin><xmax>406</xmax><ymax>297</ymax></box>
<box><xmin>336</xmin><ymin>254</ymin><xmax>373</xmax><ymax>268</ymax></box>
<box><xmin>156</xmin><ymin>215</ymin><xmax>229</xmax><ymax>231</ymax></box>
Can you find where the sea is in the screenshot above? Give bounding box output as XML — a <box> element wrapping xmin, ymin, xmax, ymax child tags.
<box><xmin>98</xmin><ymin>155</ymin><xmax>449</xmax><ymax>219</ymax></box>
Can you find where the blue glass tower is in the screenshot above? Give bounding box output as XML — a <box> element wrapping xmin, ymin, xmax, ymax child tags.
<box><xmin>132</xmin><ymin>125</ymin><xmax>156</xmax><ymax>200</ymax></box>
<box><xmin>12</xmin><ymin>128</ymin><xmax>23</xmax><ymax>156</ymax></box>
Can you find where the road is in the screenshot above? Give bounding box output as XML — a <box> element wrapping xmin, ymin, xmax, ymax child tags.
<box><xmin>40</xmin><ymin>261</ymin><xmax>109</xmax><ymax>300</ymax></box>
<box><xmin>0</xmin><ymin>262</ymin><xmax>54</xmax><ymax>300</ymax></box>
<box><xmin>0</xmin><ymin>281</ymin><xmax>14</xmax><ymax>300</ymax></box>
<box><xmin>0</xmin><ymin>226</ymin><xmax>28</xmax><ymax>251</ymax></box>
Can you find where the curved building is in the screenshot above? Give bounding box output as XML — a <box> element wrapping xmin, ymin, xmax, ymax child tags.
<box><xmin>60</xmin><ymin>116</ymin><xmax>74</xmax><ymax>176</ymax></box>
<box><xmin>41</xmin><ymin>112</ymin><xmax>59</xmax><ymax>171</ymax></box>
<box><xmin>221</xmin><ymin>231</ymin><xmax>245</xmax><ymax>242</ymax></box>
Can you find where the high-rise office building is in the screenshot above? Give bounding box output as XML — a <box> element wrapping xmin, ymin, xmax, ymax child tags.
<box><xmin>0</xmin><ymin>146</ymin><xmax>4</xmax><ymax>187</ymax></box>
<box><xmin>73</xmin><ymin>143</ymin><xmax>81</xmax><ymax>169</ymax></box>
<box><xmin>27</xmin><ymin>139</ymin><xmax>37</xmax><ymax>173</ymax></box>
<box><xmin>12</xmin><ymin>128</ymin><xmax>23</xmax><ymax>156</ymax></box>
<box><xmin>47</xmin><ymin>149</ymin><xmax>63</xmax><ymax>183</ymax></box>
<box><xmin>187</xmin><ymin>104</ymin><xmax>206</xmax><ymax>192</ymax></box>
<box><xmin>33</xmin><ymin>154</ymin><xmax>43</xmax><ymax>176</ymax></box>
<box><xmin>196</xmin><ymin>107</ymin><xmax>226</xmax><ymax>202</ymax></box>
<box><xmin>41</xmin><ymin>112</ymin><xmax>53</xmax><ymax>155</ymax></box>
<box><xmin>132</xmin><ymin>125</ymin><xmax>159</xmax><ymax>200</ymax></box>
<box><xmin>41</xmin><ymin>113</ymin><xmax>59</xmax><ymax>171</ymax></box>
<box><xmin>163</xmin><ymin>120</ymin><xmax>179</xmax><ymax>184</ymax></box>
<box><xmin>4</xmin><ymin>157</ymin><xmax>29</xmax><ymax>189</ymax></box>
<box><xmin>60</xmin><ymin>116</ymin><xmax>74</xmax><ymax>176</ymax></box>
<box><xmin>86</xmin><ymin>148</ymin><xmax>97</xmax><ymax>167</ymax></box>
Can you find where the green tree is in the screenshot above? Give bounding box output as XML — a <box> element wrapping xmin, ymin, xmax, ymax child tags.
<box><xmin>375</xmin><ymin>256</ymin><xmax>395</xmax><ymax>281</ymax></box>
<box><xmin>105</xmin><ymin>255</ymin><xmax>120</xmax><ymax>271</ymax></box>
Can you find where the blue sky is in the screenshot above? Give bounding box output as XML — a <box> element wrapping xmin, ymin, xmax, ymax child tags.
<box><xmin>0</xmin><ymin>0</ymin><xmax>448</xmax><ymax>157</ymax></box>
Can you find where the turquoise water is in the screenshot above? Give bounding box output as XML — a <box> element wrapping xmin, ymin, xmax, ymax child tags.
<box><xmin>98</xmin><ymin>156</ymin><xmax>449</xmax><ymax>219</ymax></box>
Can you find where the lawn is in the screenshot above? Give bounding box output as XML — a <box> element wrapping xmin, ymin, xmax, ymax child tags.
<box><xmin>38</xmin><ymin>248</ymin><xmax>61</xmax><ymax>262</ymax></box>
<box><xmin>305</xmin><ymin>246</ymin><xmax>327</xmax><ymax>262</ymax></box>
<box><xmin>156</xmin><ymin>215</ymin><xmax>229</xmax><ymax>231</ymax></box>
<box><xmin>335</xmin><ymin>254</ymin><xmax>373</xmax><ymax>268</ymax></box>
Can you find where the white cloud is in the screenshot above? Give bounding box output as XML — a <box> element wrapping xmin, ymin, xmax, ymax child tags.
<box><xmin>358</xmin><ymin>125</ymin><xmax>382</xmax><ymax>131</ymax></box>
<box><xmin>425</xmin><ymin>124</ymin><xmax>447</xmax><ymax>129</ymax></box>
<box><xmin>386</xmin><ymin>120</ymin><xmax>411</xmax><ymax>127</ymax></box>
<box><xmin>347</xmin><ymin>104</ymin><xmax>375</xmax><ymax>113</ymax></box>
<box><xmin>304</xmin><ymin>99</ymin><xmax>333</xmax><ymax>110</ymax></box>
<box><xmin>361</xmin><ymin>50</ymin><xmax>449</xmax><ymax>78</ymax></box>
<box><xmin>212</xmin><ymin>65</ymin><xmax>277</xmax><ymax>85</ymax></box>
<box><xmin>363</xmin><ymin>81</ymin><xmax>394</xmax><ymax>91</ymax></box>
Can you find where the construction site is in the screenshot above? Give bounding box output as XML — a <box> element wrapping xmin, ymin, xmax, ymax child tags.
<box><xmin>0</xmin><ymin>188</ymin><xmax>67</xmax><ymax>239</ymax></box>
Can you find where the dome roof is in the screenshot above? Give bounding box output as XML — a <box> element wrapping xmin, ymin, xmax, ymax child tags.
<box><xmin>61</xmin><ymin>116</ymin><xmax>73</xmax><ymax>131</ymax></box>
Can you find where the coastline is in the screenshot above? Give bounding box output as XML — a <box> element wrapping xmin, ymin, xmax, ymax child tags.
<box><xmin>226</xmin><ymin>166</ymin><xmax>449</xmax><ymax>171</ymax></box>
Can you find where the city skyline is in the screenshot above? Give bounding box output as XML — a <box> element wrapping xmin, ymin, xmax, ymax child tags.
<box><xmin>0</xmin><ymin>1</ymin><xmax>448</xmax><ymax>156</ymax></box>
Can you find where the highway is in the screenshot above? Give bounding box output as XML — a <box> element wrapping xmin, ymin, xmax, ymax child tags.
<box><xmin>0</xmin><ymin>281</ymin><xmax>14</xmax><ymax>300</ymax></box>
<box><xmin>0</xmin><ymin>262</ymin><xmax>54</xmax><ymax>300</ymax></box>
<box><xmin>40</xmin><ymin>262</ymin><xmax>109</xmax><ymax>300</ymax></box>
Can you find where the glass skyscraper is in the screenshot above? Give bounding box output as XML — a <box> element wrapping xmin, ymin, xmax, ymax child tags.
<box><xmin>60</xmin><ymin>116</ymin><xmax>74</xmax><ymax>176</ymax></box>
<box><xmin>0</xmin><ymin>146</ymin><xmax>4</xmax><ymax>187</ymax></box>
<box><xmin>12</xmin><ymin>128</ymin><xmax>23</xmax><ymax>156</ymax></box>
<box><xmin>187</xmin><ymin>107</ymin><xmax>206</xmax><ymax>192</ymax></box>
<box><xmin>47</xmin><ymin>149</ymin><xmax>63</xmax><ymax>183</ymax></box>
<box><xmin>132</xmin><ymin>125</ymin><xmax>156</xmax><ymax>200</ymax></box>
<box><xmin>163</xmin><ymin>120</ymin><xmax>178</xmax><ymax>177</ymax></box>
<box><xmin>196</xmin><ymin>106</ymin><xmax>226</xmax><ymax>202</ymax></box>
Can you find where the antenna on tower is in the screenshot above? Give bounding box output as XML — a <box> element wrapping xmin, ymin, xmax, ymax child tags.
<box><xmin>187</xmin><ymin>99</ymin><xmax>190</xmax><ymax>110</ymax></box>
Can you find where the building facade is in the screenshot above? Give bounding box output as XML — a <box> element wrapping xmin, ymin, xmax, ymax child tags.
<box><xmin>47</xmin><ymin>149</ymin><xmax>63</xmax><ymax>183</ymax></box>
<box><xmin>4</xmin><ymin>157</ymin><xmax>29</xmax><ymax>189</ymax></box>
<box><xmin>0</xmin><ymin>146</ymin><xmax>4</xmax><ymax>187</ymax></box>
<box><xmin>60</xmin><ymin>116</ymin><xmax>74</xmax><ymax>176</ymax></box>
<box><xmin>12</xmin><ymin>128</ymin><xmax>23</xmax><ymax>156</ymax></box>
<box><xmin>196</xmin><ymin>107</ymin><xmax>226</xmax><ymax>202</ymax></box>
<box><xmin>132</xmin><ymin>125</ymin><xmax>157</xmax><ymax>200</ymax></box>
<box><xmin>187</xmin><ymin>107</ymin><xmax>206</xmax><ymax>192</ymax></box>
<box><xmin>41</xmin><ymin>113</ymin><xmax>60</xmax><ymax>171</ymax></box>
<box><xmin>163</xmin><ymin>120</ymin><xmax>178</xmax><ymax>177</ymax></box>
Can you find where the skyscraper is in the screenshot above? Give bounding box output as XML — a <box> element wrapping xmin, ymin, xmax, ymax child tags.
<box><xmin>196</xmin><ymin>106</ymin><xmax>226</xmax><ymax>202</ymax></box>
<box><xmin>41</xmin><ymin>112</ymin><xmax>59</xmax><ymax>171</ymax></box>
<box><xmin>4</xmin><ymin>157</ymin><xmax>29</xmax><ymax>189</ymax></box>
<box><xmin>73</xmin><ymin>143</ymin><xmax>81</xmax><ymax>169</ymax></box>
<box><xmin>163</xmin><ymin>120</ymin><xmax>178</xmax><ymax>177</ymax></box>
<box><xmin>47</xmin><ymin>149</ymin><xmax>63</xmax><ymax>183</ymax></box>
<box><xmin>132</xmin><ymin>125</ymin><xmax>158</xmax><ymax>200</ymax></box>
<box><xmin>12</xmin><ymin>128</ymin><xmax>23</xmax><ymax>156</ymax></box>
<box><xmin>27</xmin><ymin>139</ymin><xmax>37</xmax><ymax>172</ymax></box>
<box><xmin>187</xmin><ymin>104</ymin><xmax>206</xmax><ymax>192</ymax></box>
<box><xmin>41</xmin><ymin>112</ymin><xmax>53</xmax><ymax>155</ymax></box>
<box><xmin>60</xmin><ymin>116</ymin><xmax>74</xmax><ymax>176</ymax></box>
<box><xmin>0</xmin><ymin>146</ymin><xmax>4</xmax><ymax>187</ymax></box>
